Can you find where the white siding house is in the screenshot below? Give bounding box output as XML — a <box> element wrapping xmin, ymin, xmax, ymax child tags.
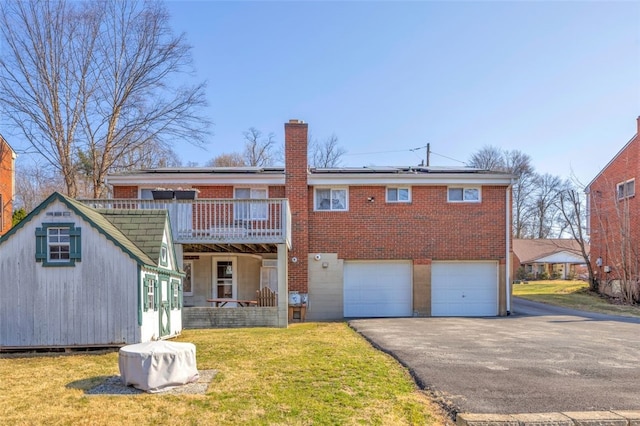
<box><xmin>0</xmin><ymin>193</ymin><xmax>183</xmax><ymax>350</ymax></box>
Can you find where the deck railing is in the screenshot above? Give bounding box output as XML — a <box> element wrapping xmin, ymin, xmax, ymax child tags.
<box><xmin>79</xmin><ymin>198</ymin><xmax>291</xmax><ymax>246</ymax></box>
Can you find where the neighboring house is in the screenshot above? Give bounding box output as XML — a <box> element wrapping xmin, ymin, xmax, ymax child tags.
<box><xmin>0</xmin><ymin>192</ymin><xmax>183</xmax><ymax>351</ymax></box>
<box><xmin>587</xmin><ymin>116</ymin><xmax>640</xmax><ymax>297</ymax></box>
<box><xmin>512</xmin><ymin>239</ymin><xmax>587</xmax><ymax>280</ymax></box>
<box><xmin>98</xmin><ymin>119</ymin><xmax>515</xmax><ymax>322</ymax></box>
<box><xmin>0</xmin><ymin>135</ymin><xmax>17</xmax><ymax>236</ymax></box>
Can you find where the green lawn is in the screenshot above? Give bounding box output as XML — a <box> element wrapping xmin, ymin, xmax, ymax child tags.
<box><xmin>513</xmin><ymin>280</ymin><xmax>640</xmax><ymax>318</ymax></box>
<box><xmin>0</xmin><ymin>323</ymin><xmax>448</xmax><ymax>425</ymax></box>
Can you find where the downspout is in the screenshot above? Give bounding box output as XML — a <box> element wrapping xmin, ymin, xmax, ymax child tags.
<box><xmin>505</xmin><ymin>180</ymin><xmax>514</xmax><ymax>315</ymax></box>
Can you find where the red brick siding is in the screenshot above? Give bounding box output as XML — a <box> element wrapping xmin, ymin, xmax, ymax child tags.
<box><xmin>309</xmin><ymin>185</ymin><xmax>508</xmax><ymax>260</ymax></box>
<box><xmin>193</xmin><ymin>186</ymin><xmax>233</xmax><ymax>198</ymax></box>
<box><xmin>269</xmin><ymin>186</ymin><xmax>286</xmax><ymax>198</ymax></box>
<box><xmin>284</xmin><ymin>121</ymin><xmax>309</xmax><ymax>292</ymax></box>
<box><xmin>0</xmin><ymin>139</ymin><xmax>14</xmax><ymax>235</ymax></box>
<box><xmin>589</xmin><ymin>122</ymin><xmax>640</xmax><ymax>281</ymax></box>
<box><xmin>113</xmin><ymin>186</ymin><xmax>138</xmax><ymax>198</ymax></box>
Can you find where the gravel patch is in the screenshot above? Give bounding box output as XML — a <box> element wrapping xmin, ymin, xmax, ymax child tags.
<box><xmin>86</xmin><ymin>369</ymin><xmax>217</xmax><ymax>395</ymax></box>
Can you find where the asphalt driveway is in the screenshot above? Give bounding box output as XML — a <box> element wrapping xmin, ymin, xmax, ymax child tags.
<box><xmin>349</xmin><ymin>298</ymin><xmax>640</xmax><ymax>414</ymax></box>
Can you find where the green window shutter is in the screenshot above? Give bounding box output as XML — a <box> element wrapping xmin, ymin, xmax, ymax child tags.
<box><xmin>35</xmin><ymin>227</ymin><xmax>46</xmax><ymax>262</ymax></box>
<box><xmin>69</xmin><ymin>227</ymin><xmax>81</xmax><ymax>262</ymax></box>
<box><xmin>179</xmin><ymin>282</ymin><xmax>183</xmax><ymax>309</ymax></box>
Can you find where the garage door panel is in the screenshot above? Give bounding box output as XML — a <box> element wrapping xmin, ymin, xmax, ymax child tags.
<box><xmin>344</xmin><ymin>262</ymin><xmax>412</xmax><ymax>317</ymax></box>
<box><xmin>432</xmin><ymin>262</ymin><xmax>497</xmax><ymax>317</ymax></box>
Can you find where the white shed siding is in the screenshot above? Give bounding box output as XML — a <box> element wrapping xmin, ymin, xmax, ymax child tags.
<box><xmin>0</xmin><ymin>201</ymin><xmax>141</xmax><ymax>348</ymax></box>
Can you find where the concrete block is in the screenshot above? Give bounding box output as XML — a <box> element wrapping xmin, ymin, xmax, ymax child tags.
<box><xmin>456</xmin><ymin>413</ymin><xmax>519</xmax><ymax>426</ymax></box>
<box><xmin>562</xmin><ymin>411</ymin><xmax>626</xmax><ymax>426</ymax></box>
<box><xmin>512</xmin><ymin>412</ymin><xmax>573</xmax><ymax>426</ymax></box>
<box><xmin>612</xmin><ymin>410</ymin><xmax>640</xmax><ymax>426</ymax></box>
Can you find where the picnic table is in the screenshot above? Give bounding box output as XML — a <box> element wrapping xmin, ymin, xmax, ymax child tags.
<box><xmin>206</xmin><ymin>298</ymin><xmax>258</xmax><ymax>307</ymax></box>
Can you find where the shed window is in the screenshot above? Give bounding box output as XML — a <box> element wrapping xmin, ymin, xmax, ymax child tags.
<box><xmin>315</xmin><ymin>188</ymin><xmax>348</xmax><ymax>211</ymax></box>
<box><xmin>35</xmin><ymin>223</ymin><xmax>81</xmax><ymax>266</ymax></box>
<box><xmin>171</xmin><ymin>279</ymin><xmax>181</xmax><ymax>309</ymax></box>
<box><xmin>143</xmin><ymin>276</ymin><xmax>157</xmax><ymax>312</ymax></box>
<box><xmin>617</xmin><ymin>179</ymin><xmax>635</xmax><ymax>200</ymax></box>
<box><xmin>448</xmin><ymin>187</ymin><xmax>481</xmax><ymax>203</ymax></box>
<box><xmin>183</xmin><ymin>261</ymin><xmax>193</xmax><ymax>295</ymax></box>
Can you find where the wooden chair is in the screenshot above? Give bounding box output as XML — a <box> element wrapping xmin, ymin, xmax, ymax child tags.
<box><xmin>256</xmin><ymin>287</ymin><xmax>277</xmax><ymax>307</ymax></box>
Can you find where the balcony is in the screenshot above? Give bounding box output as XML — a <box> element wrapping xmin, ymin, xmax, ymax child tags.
<box><xmin>79</xmin><ymin>198</ymin><xmax>291</xmax><ymax>247</ymax></box>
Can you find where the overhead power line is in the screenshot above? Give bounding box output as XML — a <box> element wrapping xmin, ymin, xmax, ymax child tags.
<box><xmin>344</xmin><ymin>144</ymin><xmax>466</xmax><ymax>166</ymax></box>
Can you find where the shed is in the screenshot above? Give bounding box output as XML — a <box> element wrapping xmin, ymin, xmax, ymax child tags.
<box><xmin>0</xmin><ymin>192</ymin><xmax>183</xmax><ymax>351</ymax></box>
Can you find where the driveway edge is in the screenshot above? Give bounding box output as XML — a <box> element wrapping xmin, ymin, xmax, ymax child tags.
<box><xmin>457</xmin><ymin>410</ymin><xmax>640</xmax><ymax>426</ymax></box>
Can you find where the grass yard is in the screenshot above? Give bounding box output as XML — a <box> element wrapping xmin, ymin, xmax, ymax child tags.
<box><xmin>0</xmin><ymin>322</ymin><xmax>448</xmax><ymax>426</ymax></box>
<box><xmin>513</xmin><ymin>280</ymin><xmax>640</xmax><ymax>318</ymax></box>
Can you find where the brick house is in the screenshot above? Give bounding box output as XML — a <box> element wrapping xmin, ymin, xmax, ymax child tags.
<box><xmin>100</xmin><ymin>119</ymin><xmax>515</xmax><ymax>323</ymax></box>
<box><xmin>0</xmin><ymin>135</ymin><xmax>16</xmax><ymax>236</ymax></box>
<box><xmin>587</xmin><ymin>116</ymin><xmax>640</xmax><ymax>298</ymax></box>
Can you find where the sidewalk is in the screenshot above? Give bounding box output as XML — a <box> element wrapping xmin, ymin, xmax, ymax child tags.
<box><xmin>457</xmin><ymin>410</ymin><xmax>640</xmax><ymax>426</ymax></box>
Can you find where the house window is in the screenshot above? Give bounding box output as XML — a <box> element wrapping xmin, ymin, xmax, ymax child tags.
<box><xmin>315</xmin><ymin>188</ymin><xmax>348</xmax><ymax>211</ymax></box>
<box><xmin>183</xmin><ymin>261</ymin><xmax>193</xmax><ymax>295</ymax></box>
<box><xmin>35</xmin><ymin>223</ymin><xmax>81</xmax><ymax>266</ymax></box>
<box><xmin>448</xmin><ymin>187</ymin><xmax>481</xmax><ymax>203</ymax></box>
<box><xmin>617</xmin><ymin>179</ymin><xmax>635</xmax><ymax>200</ymax></box>
<box><xmin>234</xmin><ymin>187</ymin><xmax>268</xmax><ymax>220</ymax></box>
<box><xmin>386</xmin><ymin>187</ymin><xmax>411</xmax><ymax>203</ymax></box>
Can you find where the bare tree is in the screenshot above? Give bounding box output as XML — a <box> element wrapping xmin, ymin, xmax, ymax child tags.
<box><xmin>0</xmin><ymin>0</ymin><xmax>210</xmax><ymax>198</ymax></box>
<box><xmin>309</xmin><ymin>134</ymin><xmax>346</xmax><ymax>168</ymax></box>
<box><xmin>205</xmin><ymin>152</ymin><xmax>246</xmax><ymax>167</ymax></box>
<box><xmin>468</xmin><ymin>146</ymin><xmax>537</xmax><ymax>238</ymax></box>
<box><xmin>556</xmin><ymin>181</ymin><xmax>596</xmax><ymax>290</ymax></box>
<box><xmin>15</xmin><ymin>160</ymin><xmax>65</xmax><ymax>212</ymax></box>
<box><xmin>590</xmin><ymin>175</ymin><xmax>640</xmax><ymax>303</ymax></box>
<box><xmin>468</xmin><ymin>145</ymin><xmax>505</xmax><ymax>171</ymax></box>
<box><xmin>243</xmin><ymin>127</ymin><xmax>278</xmax><ymax>167</ymax></box>
<box><xmin>529</xmin><ymin>173</ymin><xmax>562</xmax><ymax>238</ymax></box>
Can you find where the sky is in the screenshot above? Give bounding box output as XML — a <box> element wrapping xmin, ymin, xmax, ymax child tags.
<box><xmin>160</xmin><ymin>0</ymin><xmax>640</xmax><ymax>186</ymax></box>
<box><xmin>6</xmin><ymin>1</ymin><xmax>639</xmax><ymax>187</ymax></box>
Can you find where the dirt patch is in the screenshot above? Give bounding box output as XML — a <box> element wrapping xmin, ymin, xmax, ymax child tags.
<box><xmin>85</xmin><ymin>369</ymin><xmax>217</xmax><ymax>395</ymax></box>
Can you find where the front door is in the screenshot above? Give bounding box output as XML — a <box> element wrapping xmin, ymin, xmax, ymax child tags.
<box><xmin>158</xmin><ymin>274</ymin><xmax>171</xmax><ymax>337</ymax></box>
<box><xmin>213</xmin><ymin>258</ymin><xmax>237</xmax><ymax>306</ymax></box>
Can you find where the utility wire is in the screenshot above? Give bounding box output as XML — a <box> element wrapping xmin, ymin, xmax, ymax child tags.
<box><xmin>344</xmin><ymin>144</ymin><xmax>467</xmax><ymax>165</ymax></box>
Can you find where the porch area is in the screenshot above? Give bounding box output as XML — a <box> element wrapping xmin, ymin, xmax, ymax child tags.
<box><xmin>79</xmin><ymin>198</ymin><xmax>291</xmax><ymax>328</ymax></box>
<box><xmin>79</xmin><ymin>198</ymin><xmax>291</xmax><ymax>247</ymax></box>
<box><xmin>183</xmin><ymin>307</ymin><xmax>279</xmax><ymax>328</ymax></box>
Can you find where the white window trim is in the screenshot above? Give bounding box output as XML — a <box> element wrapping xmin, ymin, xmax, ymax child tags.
<box><xmin>183</xmin><ymin>260</ymin><xmax>194</xmax><ymax>296</ymax></box>
<box><xmin>147</xmin><ymin>280</ymin><xmax>156</xmax><ymax>311</ymax></box>
<box><xmin>617</xmin><ymin>179</ymin><xmax>635</xmax><ymax>200</ymax></box>
<box><xmin>447</xmin><ymin>186</ymin><xmax>482</xmax><ymax>203</ymax></box>
<box><xmin>48</xmin><ymin>227</ymin><xmax>71</xmax><ymax>262</ymax></box>
<box><xmin>386</xmin><ymin>186</ymin><xmax>411</xmax><ymax>203</ymax></box>
<box><xmin>314</xmin><ymin>187</ymin><xmax>349</xmax><ymax>211</ymax></box>
<box><xmin>233</xmin><ymin>186</ymin><xmax>269</xmax><ymax>199</ymax></box>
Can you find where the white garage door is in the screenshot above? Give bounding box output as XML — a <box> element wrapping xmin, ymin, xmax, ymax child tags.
<box><xmin>344</xmin><ymin>261</ymin><xmax>412</xmax><ymax>317</ymax></box>
<box><xmin>431</xmin><ymin>261</ymin><xmax>498</xmax><ymax>317</ymax></box>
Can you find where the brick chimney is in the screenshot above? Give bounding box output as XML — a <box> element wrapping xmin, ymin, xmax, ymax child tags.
<box><xmin>284</xmin><ymin>119</ymin><xmax>309</xmax><ymax>293</ymax></box>
<box><xmin>637</xmin><ymin>116</ymin><xmax>640</xmax><ymax>135</ymax></box>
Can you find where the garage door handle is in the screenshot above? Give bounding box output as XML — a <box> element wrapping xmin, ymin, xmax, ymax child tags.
<box><xmin>461</xmin><ymin>294</ymin><xmax>466</xmax><ymax>298</ymax></box>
